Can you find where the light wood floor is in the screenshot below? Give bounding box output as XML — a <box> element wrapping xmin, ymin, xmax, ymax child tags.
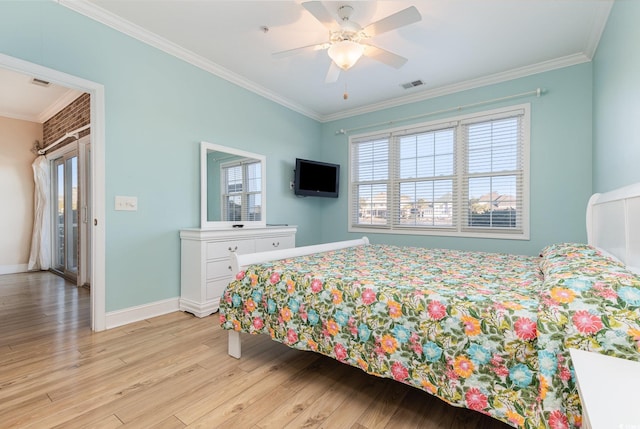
<box><xmin>0</xmin><ymin>271</ymin><xmax>513</xmax><ymax>429</ymax></box>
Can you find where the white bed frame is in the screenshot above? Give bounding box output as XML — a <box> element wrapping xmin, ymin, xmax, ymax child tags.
<box><xmin>226</xmin><ymin>182</ymin><xmax>640</xmax><ymax>358</ymax></box>
<box><xmin>586</xmin><ymin>182</ymin><xmax>640</xmax><ymax>274</ymax></box>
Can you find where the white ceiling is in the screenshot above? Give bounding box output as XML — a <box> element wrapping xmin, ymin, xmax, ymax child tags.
<box><xmin>2</xmin><ymin>1</ymin><xmax>614</xmax><ymax>123</ymax></box>
<box><xmin>0</xmin><ymin>67</ymin><xmax>84</xmax><ymax>123</ymax></box>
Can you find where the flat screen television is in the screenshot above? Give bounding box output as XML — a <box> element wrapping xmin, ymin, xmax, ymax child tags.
<box><xmin>294</xmin><ymin>158</ymin><xmax>340</xmax><ymax>198</ymax></box>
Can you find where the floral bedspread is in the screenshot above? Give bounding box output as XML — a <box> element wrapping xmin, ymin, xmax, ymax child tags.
<box><xmin>536</xmin><ymin>243</ymin><xmax>640</xmax><ymax>428</ymax></box>
<box><xmin>220</xmin><ymin>243</ymin><xmax>640</xmax><ymax>428</ymax></box>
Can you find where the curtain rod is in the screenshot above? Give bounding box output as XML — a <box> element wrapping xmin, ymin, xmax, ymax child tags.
<box><xmin>335</xmin><ymin>88</ymin><xmax>543</xmax><ymax>135</ymax></box>
<box><xmin>38</xmin><ymin>124</ymin><xmax>91</xmax><ymax>155</ymax></box>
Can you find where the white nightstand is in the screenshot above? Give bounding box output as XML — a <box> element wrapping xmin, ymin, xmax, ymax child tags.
<box><xmin>570</xmin><ymin>348</ymin><xmax>640</xmax><ymax>429</ymax></box>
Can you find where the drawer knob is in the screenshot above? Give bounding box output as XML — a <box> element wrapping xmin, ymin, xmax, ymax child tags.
<box><xmin>273</xmin><ymin>241</ymin><xmax>280</xmax><ymax>247</ymax></box>
<box><xmin>228</xmin><ymin>266</ymin><xmax>232</xmax><ymax>271</ymax></box>
<box><xmin>228</xmin><ymin>246</ymin><xmax>238</xmax><ymax>252</ymax></box>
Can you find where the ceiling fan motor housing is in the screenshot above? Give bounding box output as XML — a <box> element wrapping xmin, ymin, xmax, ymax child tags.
<box><xmin>333</xmin><ymin>4</ymin><xmax>363</xmax><ymax>41</ymax></box>
<box><xmin>337</xmin><ymin>5</ymin><xmax>354</xmax><ymax>21</ymax></box>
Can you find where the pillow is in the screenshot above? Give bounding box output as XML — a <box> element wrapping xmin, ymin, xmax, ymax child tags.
<box><xmin>539</xmin><ymin>242</ymin><xmax>631</xmax><ymax>281</ymax></box>
<box><xmin>539</xmin><ymin>242</ymin><xmax>600</xmax><ymax>260</ymax></box>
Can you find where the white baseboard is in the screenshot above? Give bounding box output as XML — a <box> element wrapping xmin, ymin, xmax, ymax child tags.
<box><xmin>105</xmin><ymin>297</ymin><xmax>180</xmax><ymax>329</ymax></box>
<box><xmin>0</xmin><ymin>264</ymin><xmax>28</xmax><ymax>275</ymax></box>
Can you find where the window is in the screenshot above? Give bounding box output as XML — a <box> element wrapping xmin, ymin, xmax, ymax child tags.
<box><xmin>349</xmin><ymin>105</ymin><xmax>529</xmax><ymax>239</ymax></box>
<box><xmin>221</xmin><ymin>159</ymin><xmax>262</xmax><ymax>221</ymax></box>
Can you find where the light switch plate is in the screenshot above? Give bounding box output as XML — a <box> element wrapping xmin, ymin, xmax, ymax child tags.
<box><xmin>115</xmin><ymin>196</ymin><xmax>138</xmax><ymax>211</ymax></box>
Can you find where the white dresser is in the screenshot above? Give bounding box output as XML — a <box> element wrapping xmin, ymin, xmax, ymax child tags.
<box><xmin>180</xmin><ymin>226</ymin><xmax>297</xmax><ymax>317</ymax></box>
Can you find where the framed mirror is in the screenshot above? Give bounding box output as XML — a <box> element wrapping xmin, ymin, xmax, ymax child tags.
<box><xmin>200</xmin><ymin>141</ymin><xmax>266</xmax><ymax>229</ymax></box>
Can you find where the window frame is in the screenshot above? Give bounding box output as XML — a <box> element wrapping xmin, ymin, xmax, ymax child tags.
<box><xmin>219</xmin><ymin>157</ymin><xmax>263</xmax><ymax>222</ymax></box>
<box><xmin>348</xmin><ymin>104</ymin><xmax>530</xmax><ymax>240</ymax></box>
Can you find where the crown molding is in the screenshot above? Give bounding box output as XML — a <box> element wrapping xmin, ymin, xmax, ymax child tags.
<box><xmin>0</xmin><ymin>88</ymin><xmax>82</xmax><ymax>123</ymax></box>
<box><xmin>57</xmin><ymin>0</ymin><xmax>610</xmax><ymax>124</ymax></box>
<box><xmin>319</xmin><ymin>52</ymin><xmax>592</xmax><ymax>122</ymax></box>
<box><xmin>37</xmin><ymin>88</ymin><xmax>84</xmax><ymax>123</ymax></box>
<box><xmin>583</xmin><ymin>1</ymin><xmax>614</xmax><ymax>60</ymax></box>
<box><xmin>0</xmin><ymin>110</ymin><xmax>40</xmax><ymax>123</ymax></box>
<box><xmin>57</xmin><ymin>0</ymin><xmax>323</xmax><ymax>121</ymax></box>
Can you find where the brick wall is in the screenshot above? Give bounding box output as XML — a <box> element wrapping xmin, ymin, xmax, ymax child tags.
<box><xmin>42</xmin><ymin>93</ymin><xmax>90</xmax><ymax>148</ymax></box>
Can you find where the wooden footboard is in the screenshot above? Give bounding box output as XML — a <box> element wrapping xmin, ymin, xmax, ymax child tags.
<box><xmin>226</xmin><ymin>236</ymin><xmax>369</xmax><ymax>358</ymax></box>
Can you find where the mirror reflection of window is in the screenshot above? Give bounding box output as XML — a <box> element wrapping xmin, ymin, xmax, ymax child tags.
<box><xmin>201</xmin><ymin>141</ymin><xmax>266</xmax><ymax>228</ymax></box>
<box><xmin>221</xmin><ymin>159</ymin><xmax>262</xmax><ymax>222</ymax></box>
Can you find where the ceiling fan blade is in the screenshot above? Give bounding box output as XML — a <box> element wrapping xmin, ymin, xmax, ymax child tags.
<box><xmin>302</xmin><ymin>1</ymin><xmax>339</xmax><ymax>30</ymax></box>
<box><xmin>272</xmin><ymin>42</ymin><xmax>328</xmax><ymax>59</ymax></box>
<box><xmin>325</xmin><ymin>61</ymin><xmax>341</xmax><ymax>83</ymax></box>
<box><xmin>363</xmin><ymin>45</ymin><xmax>408</xmax><ymax>69</ymax></box>
<box><xmin>363</xmin><ymin>6</ymin><xmax>421</xmax><ymax>37</ymax></box>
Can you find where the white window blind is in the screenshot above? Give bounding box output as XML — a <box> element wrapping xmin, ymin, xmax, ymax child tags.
<box><xmin>462</xmin><ymin>114</ymin><xmax>524</xmax><ymax>234</ymax></box>
<box><xmin>394</xmin><ymin>127</ymin><xmax>455</xmax><ymax>228</ymax></box>
<box><xmin>351</xmin><ymin>135</ymin><xmax>390</xmax><ymax>227</ymax></box>
<box><xmin>221</xmin><ymin>159</ymin><xmax>262</xmax><ymax>222</ymax></box>
<box><xmin>349</xmin><ymin>105</ymin><xmax>529</xmax><ymax>239</ymax></box>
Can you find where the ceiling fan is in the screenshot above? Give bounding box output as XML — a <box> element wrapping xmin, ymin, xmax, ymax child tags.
<box><xmin>273</xmin><ymin>2</ymin><xmax>422</xmax><ymax>83</ymax></box>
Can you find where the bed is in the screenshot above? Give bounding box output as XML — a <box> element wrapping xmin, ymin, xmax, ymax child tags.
<box><xmin>219</xmin><ymin>183</ymin><xmax>640</xmax><ymax>429</ymax></box>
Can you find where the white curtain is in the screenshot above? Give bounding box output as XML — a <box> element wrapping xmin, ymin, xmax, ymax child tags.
<box><xmin>28</xmin><ymin>155</ymin><xmax>51</xmax><ymax>271</ymax></box>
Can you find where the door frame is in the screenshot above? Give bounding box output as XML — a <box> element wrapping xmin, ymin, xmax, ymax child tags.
<box><xmin>78</xmin><ymin>137</ymin><xmax>91</xmax><ymax>288</ymax></box>
<box><xmin>1</xmin><ymin>53</ymin><xmax>106</xmax><ymax>331</ymax></box>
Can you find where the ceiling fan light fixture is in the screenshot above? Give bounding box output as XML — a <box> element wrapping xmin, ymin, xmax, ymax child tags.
<box><xmin>328</xmin><ymin>40</ymin><xmax>365</xmax><ymax>70</ymax></box>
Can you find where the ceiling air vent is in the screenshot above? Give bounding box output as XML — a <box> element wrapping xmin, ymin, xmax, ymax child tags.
<box><xmin>401</xmin><ymin>79</ymin><xmax>424</xmax><ymax>90</ymax></box>
<box><xmin>31</xmin><ymin>77</ymin><xmax>51</xmax><ymax>87</ymax></box>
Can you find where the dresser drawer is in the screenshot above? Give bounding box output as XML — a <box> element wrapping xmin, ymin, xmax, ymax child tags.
<box><xmin>206</xmin><ymin>239</ymin><xmax>255</xmax><ymax>259</ymax></box>
<box><xmin>206</xmin><ymin>259</ymin><xmax>234</xmax><ymax>280</ymax></box>
<box><xmin>206</xmin><ymin>277</ymin><xmax>232</xmax><ymax>301</ymax></box>
<box><xmin>255</xmin><ymin>235</ymin><xmax>295</xmax><ymax>252</ymax></box>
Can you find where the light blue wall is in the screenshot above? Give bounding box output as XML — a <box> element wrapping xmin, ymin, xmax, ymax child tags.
<box><xmin>3</xmin><ymin>0</ymin><xmax>623</xmax><ymax>311</ymax></box>
<box><xmin>0</xmin><ymin>1</ymin><xmax>323</xmax><ymax>311</ymax></box>
<box><xmin>593</xmin><ymin>0</ymin><xmax>640</xmax><ymax>193</ymax></box>
<box><xmin>319</xmin><ymin>64</ymin><xmax>594</xmax><ymax>256</ymax></box>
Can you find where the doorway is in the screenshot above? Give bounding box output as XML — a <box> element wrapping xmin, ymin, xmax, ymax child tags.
<box><xmin>0</xmin><ymin>52</ymin><xmax>106</xmax><ymax>331</ymax></box>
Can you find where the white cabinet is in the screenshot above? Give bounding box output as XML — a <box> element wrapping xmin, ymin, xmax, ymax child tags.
<box><xmin>570</xmin><ymin>348</ymin><xmax>640</xmax><ymax>429</ymax></box>
<box><xmin>179</xmin><ymin>226</ymin><xmax>296</xmax><ymax>317</ymax></box>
